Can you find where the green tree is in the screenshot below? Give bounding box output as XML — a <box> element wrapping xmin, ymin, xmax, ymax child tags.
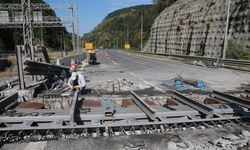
<box><xmin>226</xmin><ymin>39</ymin><xmax>250</xmax><ymax>60</ymax></box>
<box><xmin>153</xmin><ymin>0</ymin><xmax>177</xmax><ymax>14</ymax></box>
<box><xmin>81</xmin><ymin>5</ymin><xmax>158</xmax><ymax>51</ymax></box>
<box><xmin>0</xmin><ymin>0</ymin><xmax>72</xmax><ymax>51</ymax></box>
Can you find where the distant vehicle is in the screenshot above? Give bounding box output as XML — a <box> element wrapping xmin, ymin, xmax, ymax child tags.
<box><xmin>87</xmin><ymin>49</ymin><xmax>97</xmax><ymax>64</ymax></box>
<box><xmin>85</xmin><ymin>43</ymin><xmax>97</xmax><ymax>64</ymax></box>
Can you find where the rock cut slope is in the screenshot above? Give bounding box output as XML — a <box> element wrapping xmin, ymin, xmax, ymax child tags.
<box><xmin>144</xmin><ymin>0</ymin><xmax>250</xmax><ymax>58</ymax></box>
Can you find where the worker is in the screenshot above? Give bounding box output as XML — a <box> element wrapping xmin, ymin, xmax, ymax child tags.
<box><xmin>67</xmin><ymin>71</ymin><xmax>86</xmax><ymax>91</ymax></box>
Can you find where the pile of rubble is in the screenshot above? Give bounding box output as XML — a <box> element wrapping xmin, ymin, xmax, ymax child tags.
<box><xmin>165</xmin><ymin>130</ymin><xmax>250</xmax><ymax>150</ymax></box>
<box><xmin>95</xmin><ymin>79</ymin><xmax>150</xmax><ymax>94</ymax></box>
<box><xmin>207</xmin><ymin>130</ymin><xmax>250</xmax><ymax>149</ymax></box>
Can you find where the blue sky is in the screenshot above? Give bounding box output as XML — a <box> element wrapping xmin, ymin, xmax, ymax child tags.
<box><xmin>44</xmin><ymin>0</ymin><xmax>152</xmax><ymax>36</ymax></box>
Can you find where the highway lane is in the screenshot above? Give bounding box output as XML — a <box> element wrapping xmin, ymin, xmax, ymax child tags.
<box><xmin>85</xmin><ymin>50</ymin><xmax>250</xmax><ymax>91</ymax></box>
<box><xmin>2</xmin><ymin>51</ymin><xmax>250</xmax><ymax>150</ymax></box>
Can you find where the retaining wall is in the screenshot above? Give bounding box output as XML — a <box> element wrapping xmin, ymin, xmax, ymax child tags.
<box><xmin>144</xmin><ymin>0</ymin><xmax>250</xmax><ymax>58</ymax></box>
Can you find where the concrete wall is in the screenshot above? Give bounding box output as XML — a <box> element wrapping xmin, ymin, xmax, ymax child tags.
<box><xmin>56</xmin><ymin>53</ymin><xmax>87</xmax><ymax>66</ymax></box>
<box><xmin>144</xmin><ymin>0</ymin><xmax>250</xmax><ymax>58</ymax></box>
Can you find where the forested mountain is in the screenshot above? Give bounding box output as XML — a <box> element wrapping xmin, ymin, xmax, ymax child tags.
<box><xmin>0</xmin><ymin>0</ymin><xmax>72</xmax><ymax>52</ymax></box>
<box><xmin>153</xmin><ymin>0</ymin><xmax>177</xmax><ymax>14</ymax></box>
<box><xmin>81</xmin><ymin>5</ymin><xmax>158</xmax><ymax>50</ymax></box>
<box><xmin>81</xmin><ymin>0</ymin><xmax>179</xmax><ymax>50</ymax></box>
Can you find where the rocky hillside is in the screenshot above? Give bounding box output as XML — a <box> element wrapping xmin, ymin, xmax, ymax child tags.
<box><xmin>0</xmin><ymin>0</ymin><xmax>72</xmax><ymax>52</ymax></box>
<box><xmin>144</xmin><ymin>0</ymin><xmax>250</xmax><ymax>60</ymax></box>
<box><xmin>81</xmin><ymin>5</ymin><xmax>158</xmax><ymax>50</ymax></box>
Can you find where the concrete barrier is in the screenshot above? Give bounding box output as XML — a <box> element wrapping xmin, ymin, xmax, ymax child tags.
<box><xmin>57</xmin><ymin>53</ymin><xmax>87</xmax><ymax>66</ymax></box>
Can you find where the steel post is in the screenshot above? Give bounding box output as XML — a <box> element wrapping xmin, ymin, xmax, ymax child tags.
<box><xmin>222</xmin><ymin>0</ymin><xmax>231</xmax><ymax>59</ymax></box>
<box><xmin>16</xmin><ymin>45</ymin><xmax>25</xmax><ymax>89</ymax></box>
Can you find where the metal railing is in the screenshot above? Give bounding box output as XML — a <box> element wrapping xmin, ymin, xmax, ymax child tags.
<box><xmin>141</xmin><ymin>52</ymin><xmax>250</xmax><ymax>66</ymax></box>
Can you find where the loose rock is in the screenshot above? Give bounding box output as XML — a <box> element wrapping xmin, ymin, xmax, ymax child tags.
<box><xmin>241</xmin><ymin>130</ymin><xmax>250</xmax><ymax>137</ymax></box>
<box><xmin>167</xmin><ymin>142</ymin><xmax>177</xmax><ymax>150</ymax></box>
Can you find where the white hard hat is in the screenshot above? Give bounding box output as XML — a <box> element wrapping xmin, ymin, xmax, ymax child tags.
<box><xmin>71</xmin><ymin>72</ymin><xmax>78</xmax><ymax>81</ymax></box>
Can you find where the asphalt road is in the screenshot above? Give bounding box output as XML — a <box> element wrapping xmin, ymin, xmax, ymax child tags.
<box><xmin>86</xmin><ymin>50</ymin><xmax>250</xmax><ymax>91</ymax></box>
<box><xmin>1</xmin><ymin>50</ymin><xmax>250</xmax><ymax>150</ymax></box>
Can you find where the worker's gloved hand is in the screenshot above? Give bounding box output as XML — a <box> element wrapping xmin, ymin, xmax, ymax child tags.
<box><xmin>70</xmin><ymin>86</ymin><xmax>75</xmax><ymax>90</ymax></box>
<box><xmin>70</xmin><ymin>86</ymin><xmax>80</xmax><ymax>91</ymax></box>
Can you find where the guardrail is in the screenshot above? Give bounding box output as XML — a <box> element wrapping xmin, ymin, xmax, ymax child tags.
<box><xmin>141</xmin><ymin>52</ymin><xmax>250</xmax><ymax>66</ymax></box>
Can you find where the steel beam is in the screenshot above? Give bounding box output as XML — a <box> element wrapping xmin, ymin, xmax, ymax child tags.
<box><xmin>70</xmin><ymin>90</ymin><xmax>79</xmax><ymax>126</ymax></box>
<box><xmin>0</xmin><ymin>84</ymin><xmax>8</xmax><ymax>92</ymax></box>
<box><xmin>16</xmin><ymin>46</ymin><xmax>25</xmax><ymax>89</ymax></box>
<box><xmin>0</xmin><ymin>3</ymin><xmax>72</xmax><ymax>10</ymax></box>
<box><xmin>0</xmin><ymin>115</ymin><xmax>249</xmax><ymax>131</ymax></box>
<box><xmin>130</xmin><ymin>90</ymin><xmax>156</xmax><ymax>120</ymax></box>
<box><xmin>24</xmin><ymin>60</ymin><xmax>70</xmax><ymax>76</ymax></box>
<box><xmin>0</xmin><ymin>105</ymin><xmax>249</xmax><ymax>131</ymax></box>
<box><xmin>0</xmin><ymin>109</ymin><xmax>201</xmax><ymax>123</ymax></box>
<box><xmin>41</xmin><ymin>46</ymin><xmax>50</xmax><ymax>63</ymax></box>
<box><xmin>0</xmin><ymin>23</ymin><xmax>67</xmax><ymax>28</ymax></box>
<box><xmin>1</xmin><ymin>103</ymin><xmax>248</xmax><ymax>122</ymax></box>
<box><xmin>0</xmin><ymin>93</ymin><xmax>18</xmax><ymax>114</ymax></box>
<box><xmin>213</xmin><ymin>91</ymin><xmax>250</xmax><ymax>109</ymax></box>
<box><xmin>172</xmin><ymin>91</ymin><xmax>214</xmax><ymax>117</ymax></box>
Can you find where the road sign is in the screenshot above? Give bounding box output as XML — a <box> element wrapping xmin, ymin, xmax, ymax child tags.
<box><xmin>85</xmin><ymin>43</ymin><xmax>93</xmax><ymax>50</ymax></box>
<box><xmin>125</xmin><ymin>43</ymin><xmax>130</xmax><ymax>49</ymax></box>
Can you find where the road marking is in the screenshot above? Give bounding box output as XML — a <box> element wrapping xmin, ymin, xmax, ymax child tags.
<box><xmin>129</xmin><ymin>72</ymin><xmax>166</xmax><ymax>93</ymax></box>
<box><xmin>111</xmin><ymin>60</ymin><xmax>120</xmax><ymax>65</ymax></box>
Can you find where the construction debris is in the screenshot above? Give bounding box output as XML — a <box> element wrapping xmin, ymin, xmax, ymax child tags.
<box><xmin>163</xmin><ymin>75</ymin><xmax>205</xmax><ymax>89</ymax></box>
<box><xmin>208</xmin><ymin>130</ymin><xmax>250</xmax><ymax>149</ymax></box>
<box><xmin>183</xmin><ymin>79</ymin><xmax>205</xmax><ymax>88</ymax></box>
<box><xmin>95</xmin><ymin>78</ymin><xmax>151</xmax><ymax>93</ymax></box>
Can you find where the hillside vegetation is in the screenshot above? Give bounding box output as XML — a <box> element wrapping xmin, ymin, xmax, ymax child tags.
<box><xmin>0</xmin><ymin>0</ymin><xmax>72</xmax><ymax>52</ymax></box>
<box><xmin>81</xmin><ymin>5</ymin><xmax>158</xmax><ymax>50</ymax></box>
<box><xmin>81</xmin><ymin>0</ymin><xmax>178</xmax><ymax>51</ymax></box>
<box><xmin>153</xmin><ymin>0</ymin><xmax>177</xmax><ymax>14</ymax></box>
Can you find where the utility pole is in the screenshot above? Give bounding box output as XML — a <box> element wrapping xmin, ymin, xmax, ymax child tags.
<box><xmin>131</xmin><ymin>9</ymin><xmax>143</xmax><ymax>51</ymax></box>
<box><xmin>121</xmin><ymin>23</ymin><xmax>129</xmax><ymax>43</ymax></box>
<box><xmin>222</xmin><ymin>0</ymin><xmax>231</xmax><ymax>59</ymax></box>
<box><xmin>40</xmin><ymin>27</ymin><xmax>44</xmax><ymax>46</ymax></box>
<box><xmin>69</xmin><ymin>3</ymin><xmax>76</xmax><ymax>52</ymax></box>
<box><xmin>63</xmin><ymin>28</ymin><xmax>66</xmax><ymax>56</ymax></box>
<box><xmin>40</xmin><ymin>9</ymin><xmax>44</xmax><ymax>46</ymax></box>
<box><xmin>116</xmin><ymin>38</ymin><xmax>119</xmax><ymax>49</ymax></box>
<box><xmin>61</xmin><ymin>28</ymin><xmax>63</xmax><ymax>57</ymax></box>
<box><xmin>76</xmin><ymin>4</ymin><xmax>80</xmax><ymax>51</ymax></box>
<box><xmin>120</xmin><ymin>32</ymin><xmax>123</xmax><ymax>49</ymax></box>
